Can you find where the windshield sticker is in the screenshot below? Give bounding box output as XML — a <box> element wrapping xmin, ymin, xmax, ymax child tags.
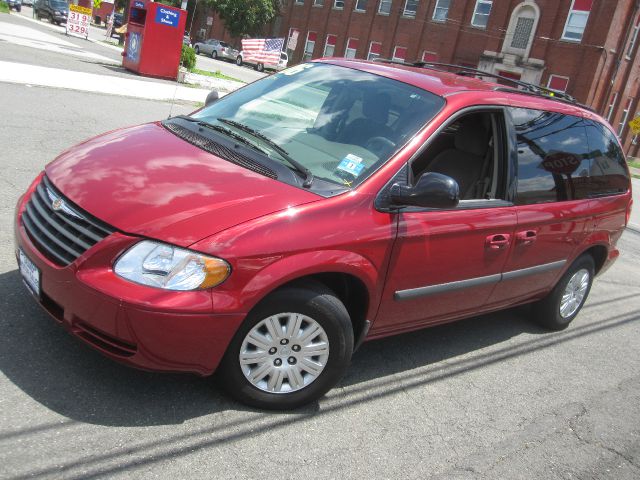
<box><xmin>336</xmin><ymin>154</ymin><xmax>365</xmax><ymax>178</ymax></box>
<box><xmin>281</xmin><ymin>64</ymin><xmax>313</xmax><ymax>76</ymax></box>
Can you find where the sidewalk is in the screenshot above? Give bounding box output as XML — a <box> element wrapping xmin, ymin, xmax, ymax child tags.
<box><xmin>0</xmin><ymin>60</ymin><xmax>213</xmax><ymax>104</ymax></box>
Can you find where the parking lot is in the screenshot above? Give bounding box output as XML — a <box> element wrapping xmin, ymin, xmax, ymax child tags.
<box><xmin>0</xmin><ymin>79</ymin><xmax>639</xmax><ymax>479</ymax></box>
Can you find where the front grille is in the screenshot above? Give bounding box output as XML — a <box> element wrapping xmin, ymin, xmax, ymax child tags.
<box><xmin>21</xmin><ymin>176</ymin><xmax>115</xmax><ymax>266</ymax></box>
<box><xmin>163</xmin><ymin>122</ymin><xmax>278</xmax><ymax>179</ymax></box>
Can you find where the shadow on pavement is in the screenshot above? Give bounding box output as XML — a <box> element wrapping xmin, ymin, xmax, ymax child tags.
<box><xmin>0</xmin><ymin>268</ymin><xmax>637</xmax><ymax>430</ymax></box>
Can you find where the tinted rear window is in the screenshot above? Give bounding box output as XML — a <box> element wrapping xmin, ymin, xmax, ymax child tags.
<box><xmin>511</xmin><ymin>108</ymin><xmax>591</xmax><ymax>204</ymax></box>
<box><xmin>584</xmin><ymin>119</ymin><xmax>630</xmax><ymax>196</ymax></box>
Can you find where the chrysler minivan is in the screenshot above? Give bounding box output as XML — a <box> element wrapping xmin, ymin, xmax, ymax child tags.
<box><xmin>14</xmin><ymin>59</ymin><xmax>632</xmax><ymax>409</ymax></box>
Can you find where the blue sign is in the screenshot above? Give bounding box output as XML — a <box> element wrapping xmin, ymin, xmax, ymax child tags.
<box><xmin>126</xmin><ymin>32</ymin><xmax>141</xmax><ymax>63</ymax></box>
<box><xmin>155</xmin><ymin>7</ymin><xmax>180</xmax><ymax>28</ymax></box>
<box><xmin>134</xmin><ymin>1</ymin><xmax>144</xmax><ymax>8</ymax></box>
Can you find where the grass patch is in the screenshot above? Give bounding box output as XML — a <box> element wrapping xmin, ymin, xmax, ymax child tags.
<box><xmin>101</xmin><ymin>41</ymin><xmax>123</xmax><ymax>50</ymax></box>
<box><xmin>627</xmin><ymin>159</ymin><xmax>640</xmax><ymax>169</ymax></box>
<box><xmin>191</xmin><ymin>68</ymin><xmax>244</xmax><ymax>83</ymax></box>
<box><xmin>632</xmin><ymin>174</ymin><xmax>640</xmax><ymax>179</ymax></box>
<box><xmin>0</xmin><ymin>2</ymin><xmax>10</xmax><ymax>13</ymax></box>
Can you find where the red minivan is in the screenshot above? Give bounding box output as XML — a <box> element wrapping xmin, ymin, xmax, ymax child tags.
<box><xmin>14</xmin><ymin>60</ymin><xmax>632</xmax><ymax>409</ymax></box>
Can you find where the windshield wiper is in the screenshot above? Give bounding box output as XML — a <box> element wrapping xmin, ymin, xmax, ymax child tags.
<box><xmin>218</xmin><ymin>118</ymin><xmax>314</xmax><ymax>188</ymax></box>
<box><xmin>169</xmin><ymin>116</ymin><xmax>270</xmax><ymax>155</ymax></box>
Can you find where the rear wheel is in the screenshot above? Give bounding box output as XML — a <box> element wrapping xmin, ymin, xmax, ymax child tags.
<box><xmin>218</xmin><ymin>282</ymin><xmax>353</xmax><ymax>410</ymax></box>
<box><xmin>211</xmin><ymin>50</ymin><xmax>217</xmax><ymax>59</ymax></box>
<box><xmin>256</xmin><ymin>63</ymin><xmax>264</xmax><ymax>72</ymax></box>
<box><xmin>532</xmin><ymin>254</ymin><xmax>595</xmax><ymax>331</ymax></box>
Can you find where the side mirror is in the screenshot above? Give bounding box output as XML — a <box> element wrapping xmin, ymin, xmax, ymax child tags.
<box><xmin>390</xmin><ymin>172</ymin><xmax>460</xmax><ymax>209</ymax></box>
<box><xmin>205</xmin><ymin>90</ymin><xmax>219</xmax><ymax>107</ymax></box>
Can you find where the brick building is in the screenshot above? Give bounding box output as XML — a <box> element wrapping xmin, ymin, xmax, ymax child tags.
<box><xmin>205</xmin><ymin>0</ymin><xmax>640</xmax><ymax>154</ymax></box>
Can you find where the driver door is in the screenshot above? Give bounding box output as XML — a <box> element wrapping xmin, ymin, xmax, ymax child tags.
<box><xmin>372</xmin><ymin>108</ymin><xmax>516</xmax><ymax>335</ymax></box>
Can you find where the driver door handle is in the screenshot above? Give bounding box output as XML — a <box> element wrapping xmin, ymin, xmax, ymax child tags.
<box><xmin>485</xmin><ymin>234</ymin><xmax>511</xmax><ymax>250</ymax></box>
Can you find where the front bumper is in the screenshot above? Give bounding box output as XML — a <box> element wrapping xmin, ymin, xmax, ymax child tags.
<box><xmin>14</xmin><ymin>185</ymin><xmax>245</xmax><ymax>376</ymax></box>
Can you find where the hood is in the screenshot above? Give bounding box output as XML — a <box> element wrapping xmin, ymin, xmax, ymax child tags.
<box><xmin>45</xmin><ymin>123</ymin><xmax>320</xmax><ymax>247</ymax></box>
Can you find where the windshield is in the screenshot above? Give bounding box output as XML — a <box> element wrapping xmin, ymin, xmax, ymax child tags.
<box><xmin>192</xmin><ymin>63</ymin><xmax>444</xmax><ymax>190</ymax></box>
<box><xmin>51</xmin><ymin>0</ymin><xmax>67</xmax><ymax>8</ymax></box>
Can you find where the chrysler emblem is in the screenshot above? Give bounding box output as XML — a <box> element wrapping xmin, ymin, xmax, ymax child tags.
<box><xmin>51</xmin><ymin>198</ymin><xmax>64</xmax><ymax>211</ymax></box>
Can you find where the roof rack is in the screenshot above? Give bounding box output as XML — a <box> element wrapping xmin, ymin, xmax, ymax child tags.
<box><xmin>372</xmin><ymin>58</ymin><xmax>593</xmax><ymax>112</ymax></box>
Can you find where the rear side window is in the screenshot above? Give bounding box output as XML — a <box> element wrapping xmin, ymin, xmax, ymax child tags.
<box><xmin>584</xmin><ymin>120</ymin><xmax>630</xmax><ymax>196</ymax></box>
<box><xmin>510</xmin><ymin>108</ymin><xmax>591</xmax><ymax>205</ymax></box>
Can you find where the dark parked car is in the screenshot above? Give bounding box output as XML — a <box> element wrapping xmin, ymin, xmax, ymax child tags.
<box><xmin>7</xmin><ymin>0</ymin><xmax>22</xmax><ymax>12</ymax></box>
<box><xmin>107</xmin><ymin>12</ymin><xmax>123</xmax><ymax>37</ymax></box>
<box><xmin>14</xmin><ymin>59</ymin><xmax>632</xmax><ymax>410</ymax></box>
<box><xmin>34</xmin><ymin>0</ymin><xmax>68</xmax><ymax>25</ymax></box>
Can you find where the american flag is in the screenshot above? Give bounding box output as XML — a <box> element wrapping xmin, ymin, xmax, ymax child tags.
<box><xmin>241</xmin><ymin>38</ymin><xmax>285</xmax><ymax>64</ymax></box>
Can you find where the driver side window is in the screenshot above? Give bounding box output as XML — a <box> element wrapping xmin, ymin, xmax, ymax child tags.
<box><xmin>410</xmin><ymin>110</ymin><xmax>507</xmax><ymax>202</ymax></box>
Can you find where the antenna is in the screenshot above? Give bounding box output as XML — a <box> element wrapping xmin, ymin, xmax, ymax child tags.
<box><xmin>168</xmin><ymin>72</ymin><xmax>181</xmax><ymax>119</ymax></box>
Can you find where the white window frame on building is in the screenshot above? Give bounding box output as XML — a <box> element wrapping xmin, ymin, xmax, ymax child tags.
<box><xmin>421</xmin><ymin>50</ymin><xmax>438</xmax><ymax>62</ymax></box>
<box><xmin>354</xmin><ymin>0</ymin><xmax>368</xmax><ymax>12</ymax></box>
<box><xmin>303</xmin><ymin>32</ymin><xmax>317</xmax><ymax>61</ymax></box>
<box><xmin>367</xmin><ymin>41</ymin><xmax>382</xmax><ymax>60</ymax></box>
<box><xmin>606</xmin><ymin>92</ymin><xmax>618</xmax><ymax>122</ymax></box>
<box><xmin>626</xmin><ymin>15</ymin><xmax>640</xmax><ymax>59</ymax></box>
<box><xmin>403</xmin><ymin>0</ymin><xmax>419</xmax><ymax>17</ymax></box>
<box><xmin>561</xmin><ymin>0</ymin><xmax>592</xmax><ymax>42</ymax></box>
<box><xmin>378</xmin><ymin>0</ymin><xmax>392</xmax><ymax>15</ymax></box>
<box><xmin>502</xmin><ymin>1</ymin><xmax>540</xmax><ymax>59</ymax></box>
<box><xmin>547</xmin><ymin>74</ymin><xmax>570</xmax><ymax>93</ymax></box>
<box><xmin>392</xmin><ymin>46</ymin><xmax>407</xmax><ymax>62</ymax></box>
<box><xmin>313</xmin><ymin>0</ymin><xmax>324</xmax><ymax>6</ymax></box>
<box><xmin>323</xmin><ymin>34</ymin><xmax>337</xmax><ymax>57</ymax></box>
<box><xmin>618</xmin><ymin>97</ymin><xmax>634</xmax><ymax>136</ymax></box>
<box><xmin>432</xmin><ymin>0</ymin><xmax>450</xmax><ymax>22</ymax></box>
<box><xmin>294</xmin><ymin>0</ymin><xmax>304</xmax><ymax>5</ymax></box>
<box><xmin>471</xmin><ymin>0</ymin><xmax>493</xmax><ymax>28</ymax></box>
<box><xmin>345</xmin><ymin>37</ymin><xmax>359</xmax><ymax>58</ymax></box>
<box><xmin>333</xmin><ymin>0</ymin><xmax>345</xmax><ymax>9</ymax></box>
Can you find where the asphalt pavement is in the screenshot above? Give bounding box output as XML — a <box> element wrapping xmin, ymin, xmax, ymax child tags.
<box><xmin>1</xmin><ymin>15</ymin><xmax>640</xmax><ymax>479</ymax></box>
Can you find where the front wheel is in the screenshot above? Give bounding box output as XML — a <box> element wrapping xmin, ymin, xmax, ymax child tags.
<box><xmin>194</xmin><ymin>46</ymin><xmax>200</xmax><ymax>54</ymax></box>
<box><xmin>235</xmin><ymin>56</ymin><xmax>242</xmax><ymax>66</ymax></box>
<box><xmin>531</xmin><ymin>254</ymin><xmax>595</xmax><ymax>331</ymax></box>
<box><xmin>218</xmin><ymin>282</ymin><xmax>354</xmax><ymax>410</ymax></box>
<box><xmin>256</xmin><ymin>62</ymin><xmax>264</xmax><ymax>72</ymax></box>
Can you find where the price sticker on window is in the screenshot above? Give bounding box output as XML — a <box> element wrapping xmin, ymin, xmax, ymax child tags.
<box><xmin>66</xmin><ymin>4</ymin><xmax>92</xmax><ymax>39</ymax></box>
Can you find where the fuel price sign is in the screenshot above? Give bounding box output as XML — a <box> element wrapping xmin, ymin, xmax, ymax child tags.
<box><xmin>66</xmin><ymin>4</ymin><xmax>92</xmax><ymax>39</ymax></box>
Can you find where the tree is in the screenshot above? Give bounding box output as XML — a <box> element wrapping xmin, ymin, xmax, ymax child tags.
<box><xmin>204</xmin><ymin>0</ymin><xmax>279</xmax><ymax>38</ymax></box>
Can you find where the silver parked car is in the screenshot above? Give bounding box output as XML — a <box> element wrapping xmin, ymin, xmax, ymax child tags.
<box><xmin>193</xmin><ymin>39</ymin><xmax>239</xmax><ymax>61</ymax></box>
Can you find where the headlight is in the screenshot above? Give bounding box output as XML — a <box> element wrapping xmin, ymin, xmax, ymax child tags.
<box><xmin>114</xmin><ymin>241</ymin><xmax>230</xmax><ymax>291</ymax></box>
<box><xmin>54</xmin><ymin>10</ymin><xmax>60</xmax><ymax>14</ymax></box>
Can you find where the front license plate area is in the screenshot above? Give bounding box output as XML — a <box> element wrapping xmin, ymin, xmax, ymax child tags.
<box><xmin>19</xmin><ymin>249</ymin><xmax>41</xmax><ymax>297</ymax></box>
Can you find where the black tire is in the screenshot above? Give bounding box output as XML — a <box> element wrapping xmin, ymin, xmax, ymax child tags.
<box><xmin>235</xmin><ymin>56</ymin><xmax>242</xmax><ymax>66</ymax></box>
<box><xmin>531</xmin><ymin>254</ymin><xmax>595</xmax><ymax>331</ymax></box>
<box><xmin>218</xmin><ymin>281</ymin><xmax>354</xmax><ymax>410</ymax></box>
<box><xmin>194</xmin><ymin>46</ymin><xmax>200</xmax><ymax>54</ymax></box>
<box><xmin>211</xmin><ymin>50</ymin><xmax>217</xmax><ymax>59</ymax></box>
<box><xmin>256</xmin><ymin>63</ymin><xmax>264</xmax><ymax>72</ymax></box>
